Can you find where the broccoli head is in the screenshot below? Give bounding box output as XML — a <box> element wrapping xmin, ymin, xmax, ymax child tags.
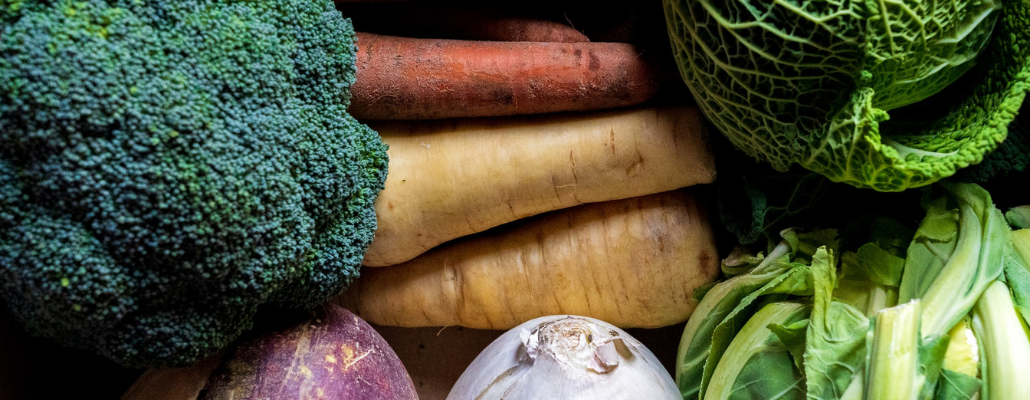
<box><xmin>0</xmin><ymin>0</ymin><xmax>388</xmax><ymax>368</ymax></box>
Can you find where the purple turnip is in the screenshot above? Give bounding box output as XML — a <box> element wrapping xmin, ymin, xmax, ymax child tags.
<box><xmin>122</xmin><ymin>305</ymin><xmax>418</xmax><ymax>400</ymax></box>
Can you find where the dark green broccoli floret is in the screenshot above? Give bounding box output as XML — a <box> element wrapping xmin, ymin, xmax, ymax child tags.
<box><xmin>0</xmin><ymin>0</ymin><xmax>388</xmax><ymax>368</ymax></box>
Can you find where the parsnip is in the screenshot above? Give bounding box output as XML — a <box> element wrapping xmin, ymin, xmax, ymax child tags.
<box><xmin>365</xmin><ymin>105</ymin><xmax>715</xmax><ymax>266</ymax></box>
<box><xmin>338</xmin><ymin>189</ymin><xmax>719</xmax><ymax>330</ymax></box>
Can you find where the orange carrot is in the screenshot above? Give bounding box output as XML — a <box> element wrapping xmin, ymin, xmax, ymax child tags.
<box><xmin>349</xmin><ymin>32</ymin><xmax>661</xmax><ymax>120</ymax></box>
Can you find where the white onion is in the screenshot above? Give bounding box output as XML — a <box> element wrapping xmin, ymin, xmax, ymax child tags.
<box><xmin>447</xmin><ymin>315</ymin><xmax>680</xmax><ymax>400</ymax></box>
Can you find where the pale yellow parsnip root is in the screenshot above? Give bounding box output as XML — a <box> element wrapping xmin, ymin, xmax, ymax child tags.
<box><xmin>364</xmin><ymin>105</ymin><xmax>715</xmax><ymax>266</ymax></box>
<box><xmin>338</xmin><ymin>189</ymin><xmax>719</xmax><ymax>330</ymax></box>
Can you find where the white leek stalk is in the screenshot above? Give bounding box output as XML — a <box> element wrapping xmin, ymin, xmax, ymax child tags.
<box><xmin>865</xmin><ymin>300</ymin><xmax>922</xmax><ymax>400</ymax></box>
<box><xmin>971</xmin><ymin>280</ymin><xmax>1030</xmax><ymax>400</ymax></box>
<box><xmin>920</xmin><ymin>185</ymin><xmax>1007</xmax><ymax>340</ymax></box>
<box><xmin>919</xmin><ymin>204</ymin><xmax>983</xmax><ymax>339</ymax></box>
<box><xmin>447</xmin><ymin>315</ymin><xmax>679</xmax><ymax>400</ymax></box>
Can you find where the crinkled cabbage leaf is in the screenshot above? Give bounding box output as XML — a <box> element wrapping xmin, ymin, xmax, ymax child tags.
<box><xmin>663</xmin><ymin>0</ymin><xmax>1030</xmax><ymax>191</ymax></box>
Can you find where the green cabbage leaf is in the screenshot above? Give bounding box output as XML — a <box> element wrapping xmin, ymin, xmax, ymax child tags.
<box><xmin>664</xmin><ymin>0</ymin><xmax>1030</xmax><ymax>191</ymax></box>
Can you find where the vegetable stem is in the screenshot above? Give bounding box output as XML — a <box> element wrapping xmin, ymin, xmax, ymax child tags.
<box><xmin>971</xmin><ymin>281</ymin><xmax>1030</xmax><ymax>400</ymax></box>
<box><xmin>865</xmin><ymin>300</ymin><xmax>922</xmax><ymax>400</ymax></box>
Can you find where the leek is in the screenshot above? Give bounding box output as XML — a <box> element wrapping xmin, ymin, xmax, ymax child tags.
<box><xmin>865</xmin><ymin>300</ymin><xmax>922</xmax><ymax>400</ymax></box>
<box><xmin>971</xmin><ymin>281</ymin><xmax>1030</xmax><ymax>400</ymax></box>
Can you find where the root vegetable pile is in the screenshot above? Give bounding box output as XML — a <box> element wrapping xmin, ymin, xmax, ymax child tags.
<box><xmin>1</xmin><ymin>2</ymin><xmax>722</xmax><ymax>398</ymax></box>
<box><xmin>365</xmin><ymin>105</ymin><xmax>715</xmax><ymax>266</ymax></box>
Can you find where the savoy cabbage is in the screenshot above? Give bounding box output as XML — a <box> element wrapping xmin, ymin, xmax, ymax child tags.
<box><xmin>663</xmin><ymin>0</ymin><xmax>1030</xmax><ymax>191</ymax></box>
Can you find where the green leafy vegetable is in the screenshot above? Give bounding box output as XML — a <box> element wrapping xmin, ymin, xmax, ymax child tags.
<box><xmin>935</xmin><ymin>369</ymin><xmax>981</xmax><ymax>400</ymax></box>
<box><xmin>677</xmin><ymin>232</ymin><xmax>836</xmax><ymax>400</ymax></box>
<box><xmin>970</xmin><ymin>281</ymin><xmax>1030</xmax><ymax>400</ymax></box>
<box><xmin>715</xmin><ymin>160</ymin><xmax>832</xmax><ymax>245</ymax></box>
<box><xmin>663</xmin><ymin>0</ymin><xmax>1030</xmax><ymax>191</ymax></box>
<box><xmin>835</xmin><ymin>244</ymin><xmax>904</xmax><ymax>316</ymax></box>
<box><xmin>698</xmin><ymin>260</ymin><xmax>814</xmax><ymax>399</ymax></box>
<box><xmin>769</xmin><ymin>318</ymin><xmax>810</xmax><ymax>373</ymax></box>
<box><xmin>678</xmin><ymin>182</ymin><xmax>1030</xmax><ymax>400</ymax></box>
<box><xmin>803</xmin><ymin>247</ymin><xmax>868</xmax><ymax>400</ymax></box>
<box><xmin>676</xmin><ymin>251</ymin><xmax>795</xmax><ymax>400</ymax></box>
<box><xmin>1013</xmin><ymin>229</ymin><xmax>1030</xmax><ymax>267</ymax></box>
<box><xmin>1003</xmin><ymin>246</ymin><xmax>1030</xmax><ymax>325</ymax></box>
<box><xmin>917</xmin><ymin>183</ymin><xmax>1006</xmax><ymax>339</ymax></box>
<box><xmin>1008</xmin><ymin>206</ymin><xmax>1030</xmax><ymax>229</ymax></box>
<box><xmin>955</xmin><ymin>101</ymin><xmax>1029</xmax><ymax>183</ymax></box>
<box><xmin>899</xmin><ymin>198</ymin><xmax>961</xmax><ymax>303</ymax></box>
<box><xmin>704</xmin><ymin>302</ymin><xmax>811</xmax><ymax>400</ymax></box>
<box><xmin>721</xmin><ymin>247</ymin><xmax>767</xmax><ymax>278</ymax></box>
